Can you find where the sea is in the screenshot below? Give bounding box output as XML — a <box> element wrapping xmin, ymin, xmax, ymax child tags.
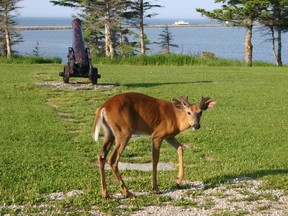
<box><xmin>14</xmin><ymin>17</ymin><xmax>288</xmax><ymax>64</ymax></box>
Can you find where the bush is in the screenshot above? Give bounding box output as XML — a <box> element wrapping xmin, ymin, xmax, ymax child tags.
<box><xmin>199</xmin><ymin>51</ymin><xmax>215</xmax><ymax>60</ymax></box>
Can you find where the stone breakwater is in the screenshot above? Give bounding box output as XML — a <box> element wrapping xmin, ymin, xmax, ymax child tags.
<box><xmin>15</xmin><ymin>24</ymin><xmax>226</xmax><ymax>31</ymax></box>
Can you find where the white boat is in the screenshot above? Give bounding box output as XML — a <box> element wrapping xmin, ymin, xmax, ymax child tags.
<box><xmin>174</xmin><ymin>20</ymin><xmax>189</xmax><ymax>25</ymax></box>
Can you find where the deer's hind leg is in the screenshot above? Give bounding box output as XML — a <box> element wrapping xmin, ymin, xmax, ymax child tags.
<box><xmin>98</xmin><ymin>121</ymin><xmax>115</xmax><ymax>199</ymax></box>
<box><xmin>108</xmin><ymin>130</ymin><xmax>134</xmax><ymax>198</ymax></box>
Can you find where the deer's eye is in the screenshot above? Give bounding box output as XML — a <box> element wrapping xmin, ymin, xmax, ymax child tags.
<box><xmin>187</xmin><ymin>112</ymin><xmax>192</xmax><ymax>115</ymax></box>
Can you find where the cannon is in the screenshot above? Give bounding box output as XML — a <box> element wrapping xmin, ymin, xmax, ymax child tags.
<box><xmin>59</xmin><ymin>18</ymin><xmax>100</xmax><ymax>84</ymax></box>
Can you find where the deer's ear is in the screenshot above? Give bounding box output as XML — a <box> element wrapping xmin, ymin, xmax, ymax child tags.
<box><xmin>203</xmin><ymin>100</ymin><xmax>216</xmax><ymax>111</ymax></box>
<box><xmin>179</xmin><ymin>96</ymin><xmax>190</xmax><ymax>107</ymax></box>
<box><xmin>172</xmin><ymin>99</ymin><xmax>185</xmax><ymax>110</ymax></box>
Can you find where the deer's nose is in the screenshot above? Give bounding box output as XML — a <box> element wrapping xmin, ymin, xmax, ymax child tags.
<box><xmin>192</xmin><ymin>124</ymin><xmax>200</xmax><ymax>130</ymax></box>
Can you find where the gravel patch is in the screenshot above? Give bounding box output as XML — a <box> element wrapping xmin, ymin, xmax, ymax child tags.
<box><xmin>42</xmin><ymin>190</ymin><xmax>84</xmax><ymax>201</ymax></box>
<box><xmin>99</xmin><ymin>161</ymin><xmax>176</xmax><ymax>171</ymax></box>
<box><xmin>1</xmin><ymin>178</ymin><xmax>286</xmax><ymax>215</ymax></box>
<box><xmin>131</xmin><ymin>177</ymin><xmax>287</xmax><ymax>216</ymax></box>
<box><xmin>36</xmin><ymin>81</ymin><xmax>116</xmax><ymax>91</ymax></box>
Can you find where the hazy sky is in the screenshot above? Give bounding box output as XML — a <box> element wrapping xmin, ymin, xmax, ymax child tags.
<box><xmin>18</xmin><ymin>0</ymin><xmax>220</xmax><ymax>19</ymax></box>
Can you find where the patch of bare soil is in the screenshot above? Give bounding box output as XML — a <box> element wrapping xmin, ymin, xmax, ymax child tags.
<box><xmin>36</xmin><ymin>81</ymin><xmax>116</xmax><ymax>91</ymax></box>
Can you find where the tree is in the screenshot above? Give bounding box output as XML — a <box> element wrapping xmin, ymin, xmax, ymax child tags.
<box><xmin>124</xmin><ymin>0</ymin><xmax>162</xmax><ymax>55</ymax></box>
<box><xmin>118</xmin><ymin>30</ymin><xmax>137</xmax><ymax>56</ymax></box>
<box><xmin>197</xmin><ymin>0</ymin><xmax>268</xmax><ymax>66</ymax></box>
<box><xmin>85</xmin><ymin>0</ymin><xmax>114</xmax><ymax>57</ymax></box>
<box><xmin>155</xmin><ymin>25</ymin><xmax>178</xmax><ymax>54</ymax></box>
<box><xmin>258</xmin><ymin>0</ymin><xmax>288</xmax><ymax>66</ymax></box>
<box><xmin>32</xmin><ymin>41</ymin><xmax>42</xmax><ymax>57</ymax></box>
<box><xmin>0</xmin><ymin>0</ymin><xmax>22</xmax><ymax>57</ymax></box>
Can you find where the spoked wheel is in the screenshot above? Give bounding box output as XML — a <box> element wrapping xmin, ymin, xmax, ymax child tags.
<box><xmin>63</xmin><ymin>65</ymin><xmax>70</xmax><ymax>83</ymax></box>
<box><xmin>90</xmin><ymin>67</ymin><xmax>100</xmax><ymax>85</ymax></box>
<box><xmin>63</xmin><ymin>47</ymin><xmax>74</xmax><ymax>83</ymax></box>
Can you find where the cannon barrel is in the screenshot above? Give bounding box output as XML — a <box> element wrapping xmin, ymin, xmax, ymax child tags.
<box><xmin>59</xmin><ymin>18</ymin><xmax>100</xmax><ymax>84</ymax></box>
<box><xmin>72</xmin><ymin>18</ymin><xmax>88</xmax><ymax>67</ymax></box>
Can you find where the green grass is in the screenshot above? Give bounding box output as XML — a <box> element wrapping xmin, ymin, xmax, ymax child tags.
<box><xmin>0</xmin><ymin>63</ymin><xmax>287</xmax><ymax>214</ymax></box>
<box><xmin>92</xmin><ymin>54</ymin><xmax>276</xmax><ymax>66</ymax></box>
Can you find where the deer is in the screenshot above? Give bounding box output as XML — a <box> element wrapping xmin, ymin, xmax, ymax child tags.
<box><xmin>93</xmin><ymin>92</ymin><xmax>216</xmax><ymax>199</ymax></box>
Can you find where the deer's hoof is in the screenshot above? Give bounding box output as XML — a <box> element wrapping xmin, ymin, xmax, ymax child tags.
<box><xmin>102</xmin><ymin>193</ymin><xmax>113</xmax><ymax>199</ymax></box>
<box><xmin>153</xmin><ymin>188</ymin><xmax>162</xmax><ymax>194</ymax></box>
<box><xmin>125</xmin><ymin>191</ymin><xmax>136</xmax><ymax>199</ymax></box>
<box><xmin>102</xmin><ymin>195</ymin><xmax>110</xmax><ymax>199</ymax></box>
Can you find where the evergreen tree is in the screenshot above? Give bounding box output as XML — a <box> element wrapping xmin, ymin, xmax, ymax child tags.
<box><xmin>155</xmin><ymin>25</ymin><xmax>178</xmax><ymax>54</ymax></box>
<box><xmin>197</xmin><ymin>0</ymin><xmax>269</xmax><ymax>66</ymax></box>
<box><xmin>0</xmin><ymin>0</ymin><xmax>22</xmax><ymax>57</ymax></box>
<box><xmin>258</xmin><ymin>0</ymin><xmax>288</xmax><ymax>66</ymax></box>
<box><xmin>124</xmin><ymin>0</ymin><xmax>162</xmax><ymax>55</ymax></box>
<box><xmin>32</xmin><ymin>41</ymin><xmax>42</xmax><ymax>57</ymax></box>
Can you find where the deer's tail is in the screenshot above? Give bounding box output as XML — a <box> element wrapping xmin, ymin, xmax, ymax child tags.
<box><xmin>93</xmin><ymin>107</ymin><xmax>105</xmax><ymax>141</ymax></box>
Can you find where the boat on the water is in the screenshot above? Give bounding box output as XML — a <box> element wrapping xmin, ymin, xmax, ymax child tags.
<box><xmin>173</xmin><ymin>20</ymin><xmax>189</xmax><ymax>25</ymax></box>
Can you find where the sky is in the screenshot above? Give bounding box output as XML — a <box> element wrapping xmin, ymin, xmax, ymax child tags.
<box><xmin>18</xmin><ymin>0</ymin><xmax>220</xmax><ymax>19</ymax></box>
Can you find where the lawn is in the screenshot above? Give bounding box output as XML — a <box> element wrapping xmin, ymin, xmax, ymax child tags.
<box><xmin>0</xmin><ymin>63</ymin><xmax>287</xmax><ymax>215</ymax></box>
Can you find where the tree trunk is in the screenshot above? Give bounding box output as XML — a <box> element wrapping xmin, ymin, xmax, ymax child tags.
<box><xmin>4</xmin><ymin>15</ymin><xmax>12</xmax><ymax>58</ymax></box>
<box><xmin>139</xmin><ymin>0</ymin><xmax>145</xmax><ymax>55</ymax></box>
<box><xmin>271</xmin><ymin>26</ymin><xmax>279</xmax><ymax>65</ymax></box>
<box><xmin>244</xmin><ymin>23</ymin><xmax>253</xmax><ymax>67</ymax></box>
<box><xmin>271</xmin><ymin>26</ymin><xmax>283</xmax><ymax>66</ymax></box>
<box><xmin>104</xmin><ymin>0</ymin><xmax>114</xmax><ymax>58</ymax></box>
<box><xmin>277</xmin><ymin>28</ymin><xmax>282</xmax><ymax>66</ymax></box>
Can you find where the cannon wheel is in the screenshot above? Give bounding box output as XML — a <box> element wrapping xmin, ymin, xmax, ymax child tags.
<box><xmin>68</xmin><ymin>47</ymin><xmax>74</xmax><ymax>75</ymax></box>
<box><xmin>87</xmin><ymin>48</ymin><xmax>97</xmax><ymax>84</ymax></box>
<box><xmin>90</xmin><ymin>68</ymin><xmax>99</xmax><ymax>85</ymax></box>
<box><xmin>63</xmin><ymin>65</ymin><xmax>70</xmax><ymax>83</ymax></box>
<box><xmin>63</xmin><ymin>47</ymin><xmax>74</xmax><ymax>83</ymax></box>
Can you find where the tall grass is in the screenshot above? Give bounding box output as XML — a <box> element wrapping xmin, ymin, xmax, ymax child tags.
<box><xmin>0</xmin><ymin>54</ymin><xmax>276</xmax><ymax>66</ymax></box>
<box><xmin>0</xmin><ymin>56</ymin><xmax>62</xmax><ymax>64</ymax></box>
<box><xmin>92</xmin><ymin>54</ymin><xmax>276</xmax><ymax>67</ymax></box>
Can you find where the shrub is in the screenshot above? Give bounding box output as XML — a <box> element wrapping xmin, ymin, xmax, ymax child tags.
<box><xmin>199</xmin><ymin>51</ymin><xmax>215</xmax><ymax>60</ymax></box>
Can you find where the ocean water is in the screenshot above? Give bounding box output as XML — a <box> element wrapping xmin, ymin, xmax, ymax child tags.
<box><xmin>14</xmin><ymin>17</ymin><xmax>288</xmax><ymax>64</ymax></box>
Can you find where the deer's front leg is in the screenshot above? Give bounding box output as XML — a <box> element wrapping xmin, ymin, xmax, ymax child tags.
<box><xmin>152</xmin><ymin>137</ymin><xmax>163</xmax><ymax>194</ymax></box>
<box><xmin>165</xmin><ymin>137</ymin><xmax>184</xmax><ymax>186</ymax></box>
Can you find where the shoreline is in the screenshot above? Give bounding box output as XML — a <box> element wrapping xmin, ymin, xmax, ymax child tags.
<box><xmin>15</xmin><ymin>24</ymin><xmax>227</xmax><ymax>31</ymax></box>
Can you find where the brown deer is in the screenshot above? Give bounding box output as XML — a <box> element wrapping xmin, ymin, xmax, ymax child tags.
<box><xmin>93</xmin><ymin>92</ymin><xmax>216</xmax><ymax>199</ymax></box>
